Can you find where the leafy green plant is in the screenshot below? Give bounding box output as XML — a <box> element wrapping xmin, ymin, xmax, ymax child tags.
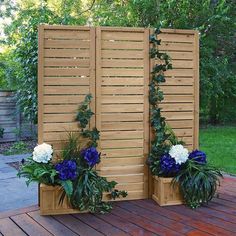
<box><xmin>57</xmin><ymin>132</ymin><xmax>127</xmax><ymax>213</ymax></box>
<box><xmin>0</xmin><ymin>127</ymin><xmax>4</xmax><ymax>139</ymax></box>
<box><xmin>2</xmin><ymin>1</ymin><xmax>87</xmax><ymax>123</ymax></box>
<box><xmin>76</xmin><ymin>94</ymin><xmax>100</xmax><ymax>147</ymax></box>
<box><xmin>148</xmin><ymin>29</ymin><xmax>222</xmax><ymax>209</ymax></box>
<box><xmin>63</xmin><ymin>94</ymin><xmax>127</xmax><ymax>213</ymax></box>
<box><xmin>69</xmin><ymin>165</ymin><xmax>127</xmax><ymax>213</ymax></box>
<box><xmin>173</xmin><ymin>160</ymin><xmax>222</xmax><ymax>208</ymax></box>
<box><xmin>18</xmin><ymin>94</ymin><xmax>127</xmax><ymax>213</ymax></box>
<box><xmin>17</xmin><ymin>157</ymin><xmax>58</xmax><ymax>186</ymax></box>
<box><xmin>4</xmin><ymin>141</ymin><xmax>29</xmax><ymax>155</ymax></box>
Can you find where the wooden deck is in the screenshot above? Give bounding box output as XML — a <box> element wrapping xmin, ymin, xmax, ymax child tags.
<box><xmin>0</xmin><ymin>177</ymin><xmax>236</xmax><ymax>236</ymax></box>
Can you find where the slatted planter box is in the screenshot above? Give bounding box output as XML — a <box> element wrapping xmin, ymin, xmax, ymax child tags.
<box><xmin>152</xmin><ymin>176</ymin><xmax>184</xmax><ymax>206</ymax></box>
<box><xmin>40</xmin><ymin>184</ymin><xmax>85</xmax><ymax>215</ymax></box>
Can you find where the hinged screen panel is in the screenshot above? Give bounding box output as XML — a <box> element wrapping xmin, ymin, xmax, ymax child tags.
<box><xmin>157</xmin><ymin>29</ymin><xmax>199</xmax><ymax>150</ymax></box>
<box><xmin>95</xmin><ymin>27</ymin><xmax>150</xmax><ymax>200</ymax></box>
<box><xmin>38</xmin><ymin>25</ymin><xmax>96</xmax><ymax>157</ymax></box>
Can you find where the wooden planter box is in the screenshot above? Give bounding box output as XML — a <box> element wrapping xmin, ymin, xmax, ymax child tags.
<box><xmin>40</xmin><ymin>184</ymin><xmax>85</xmax><ymax>215</ymax></box>
<box><xmin>152</xmin><ymin>176</ymin><xmax>184</xmax><ymax>206</ymax></box>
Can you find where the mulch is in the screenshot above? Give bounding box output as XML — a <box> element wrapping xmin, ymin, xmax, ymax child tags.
<box><xmin>0</xmin><ymin>140</ymin><xmax>36</xmax><ymax>154</ymax></box>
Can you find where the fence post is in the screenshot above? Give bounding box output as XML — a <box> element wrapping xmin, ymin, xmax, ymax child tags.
<box><xmin>16</xmin><ymin>104</ymin><xmax>21</xmax><ymax>141</ymax></box>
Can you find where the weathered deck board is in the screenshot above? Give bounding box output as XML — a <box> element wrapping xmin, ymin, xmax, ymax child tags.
<box><xmin>0</xmin><ymin>177</ymin><xmax>235</xmax><ymax>236</ymax></box>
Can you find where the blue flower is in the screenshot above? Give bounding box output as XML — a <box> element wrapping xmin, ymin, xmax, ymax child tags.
<box><xmin>55</xmin><ymin>160</ymin><xmax>77</xmax><ymax>180</ymax></box>
<box><xmin>160</xmin><ymin>154</ymin><xmax>180</xmax><ymax>175</ymax></box>
<box><xmin>188</xmin><ymin>150</ymin><xmax>207</xmax><ymax>164</ymax></box>
<box><xmin>81</xmin><ymin>147</ymin><xmax>100</xmax><ymax>167</ymax></box>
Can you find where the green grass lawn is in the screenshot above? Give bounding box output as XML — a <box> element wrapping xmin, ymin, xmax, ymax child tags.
<box><xmin>200</xmin><ymin>126</ymin><xmax>236</xmax><ymax>175</ymax></box>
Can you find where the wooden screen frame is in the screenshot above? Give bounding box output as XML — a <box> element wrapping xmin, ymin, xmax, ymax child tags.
<box><xmin>38</xmin><ymin>25</ymin><xmax>199</xmax><ymax>201</ymax></box>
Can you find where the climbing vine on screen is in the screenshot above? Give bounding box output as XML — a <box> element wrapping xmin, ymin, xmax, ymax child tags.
<box><xmin>147</xmin><ymin>28</ymin><xmax>184</xmax><ymax>176</ymax></box>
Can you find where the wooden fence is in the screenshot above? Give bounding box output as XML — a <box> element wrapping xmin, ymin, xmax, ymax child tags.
<box><xmin>38</xmin><ymin>26</ymin><xmax>199</xmax><ymax>200</ymax></box>
<box><xmin>0</xmin><ymin>90</ymin><xmax>35</xmax><ymax>142</ymax></box>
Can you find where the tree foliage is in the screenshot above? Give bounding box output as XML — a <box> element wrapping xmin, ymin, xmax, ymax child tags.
<box><xmin>89</xmin><ymin>0</ymin><xmax>236</xmax><ymax>124</ymax></box>
<box><xmin>1</xmin><ymin>0</ymin><xmax>86</xmax><ymax>122</ymax></box>
<box><xmin>0</xmin><ymin>0</ymin><xmax>235</xmax><ymax>124</ymax></box>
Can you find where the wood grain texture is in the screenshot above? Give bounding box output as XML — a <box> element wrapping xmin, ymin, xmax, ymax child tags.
<box><xmin>38</xmin><ymin>26</ymin><xmax>199</xmax><ymax>209</ymax></box>
<box><xmin>38</xmin><ymin>25</ymin><xmax>44</xmax><ymax>144</ymax></box>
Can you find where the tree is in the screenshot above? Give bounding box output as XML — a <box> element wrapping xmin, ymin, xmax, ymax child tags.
<box><xmin>1</xmin><ymin>0</ymin><xmax>86</xmax><ymax>123</ymax></box>
<box><xmin>1</xmin><ymin>0</ymin><xmax>235</xmax><ymax>124</ymax></box>
<box><xmin>90</xmin><ymin>0</ymin><xmax>236</xmax><ymax>124</ymax></box>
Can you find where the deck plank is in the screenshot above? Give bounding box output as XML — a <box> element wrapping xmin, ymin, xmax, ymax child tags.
<box><xmin>54</xmin><ymin>214</ymin><xmax>104</xmax><ymax>236</ymax></box>
<box><xmin>0</xmin><ymin>177</ymin><xmax>235</xmax><ymax>236</ymax></box>
<box><xmin>111</xmin><ymin>205</ymin><xmax>181</xmax><ymax>236</ymax></box>
<box><xmin>74</xmin><ymin>213</ymin><xmax>129</xmax><ymax>236</ymax></box>
<box><xmin>116</xmin><ymin>201</ymin><xmax>194</xmax><ymax>234</ymax></box>
<box><xmin>95</xmin><ymin>212</ymin><xmax>157</xmax><ymax>236</ymax></box>
<box><xmin>132</xmin><ymin>200</ymin><xmax>226</xmax><ymax>235</ymax></box>
<box><xmin>0</xmin><ymin>218</ymin><xmax>27</xmax><ymax>236</ymax></box>
<box><xmin>165</xmin><ymin>205</ymin><xmax>234</xmax><ymax>235</ymax></box>
<box><xmin>11</xmin><ymin>214</ymin><xmax>52</xmax><ymax>236</ymax></box>
<box><xmin>28</xmin><ymin>211</ymin><xmax>79</xmax><ymax>236</ymax></box>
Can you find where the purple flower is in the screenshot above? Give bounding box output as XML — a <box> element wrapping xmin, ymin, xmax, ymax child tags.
<box><xmin>55</xmin><ymin>160</ymin><xmax>77</xmax><ymax>180</ymax></box>
<box><xmin>81</xmin><ymin>147</ymin><xmax>100</xmax><ymax>167</ymax></box>
<box><xmin>188</xmin><ymin>150</ymin><xmax>207</xmax><ymax>164</ymax></box>
<box><xmin>160</xmin><ymin>154</ymin><xmax>180</xmax><ymax>175</ymax></box>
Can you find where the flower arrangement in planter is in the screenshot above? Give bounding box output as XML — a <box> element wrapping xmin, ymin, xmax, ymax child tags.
<box><xmin>18</xmin><ymin>94</ymin><xmax>127</xmax><ymax>215</ymax></box>
<box><xmin>148</xmin><ymin>29</ymin><xmax>222</xmax><ymax>208</ymax></box>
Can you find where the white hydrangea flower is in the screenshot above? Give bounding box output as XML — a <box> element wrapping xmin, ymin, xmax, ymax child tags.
<box><xmin>32</xmin><ymin>143</ymin><xmax>53</xmax><ymax>163</ymax></box>
<box><xmin>169</xmin><ymin>144</ymin><xmax>189</xmax><ymax>165</ymax></box>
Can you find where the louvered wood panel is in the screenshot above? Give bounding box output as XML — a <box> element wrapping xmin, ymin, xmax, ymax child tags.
<box><xmin>38</xmin><ymin>26</ymin><xmax>95</xmax><ymax>155</ymax></box>
<box><xmin>95</xmin><ymin>27</ymin><xmax>149</xmax><ymax>200</ymax></box>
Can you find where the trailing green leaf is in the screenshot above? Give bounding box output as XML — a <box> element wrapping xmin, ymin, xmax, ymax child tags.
<box><xmin>0</xmin><ymin>127</ymin><xmax>4</xmax><ymax>138</ymax></box>
<box><xmin>172</xmin><ymin>160</ymin><xmax>223</xmax><ymax>208</ymax></box>
<box><xmin>17</xmin><ymin>157</ymin><xmax>57</xmax><ymax>186</ymax></box>
<box><xmin>148</xmin><ymin>29</ymin><xmax>182</xmax><ymax>176</ymax></box>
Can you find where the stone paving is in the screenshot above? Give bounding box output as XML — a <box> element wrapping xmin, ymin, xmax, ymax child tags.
<box><xmin>0</xmin><ymin>154</ymin><xmax>37</xmax><ymax>212</ymax></box>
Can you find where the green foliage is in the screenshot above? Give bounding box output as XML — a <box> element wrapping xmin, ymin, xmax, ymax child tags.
<box><xmin>173</xmin><ymin>160</ymin><xmax>222</xmax><ymax>208</ymax></box>
<box><xmin>4</xmin><ymin>141</ymin><xmax>29</xmax><ymax>155</ymax></box>
<box><xmin>76</xmin><ymin>94</ymin><xmax>94</xmax><ymax>129</ymax></box>
<box><xmin>0</xmin><ymin>49</ymin><xmax>18</xmax><ymax>90</ymax></box>
<box><xmin>61</xmin><ymin>132</ymin><xmax>85</xmax><ymax>161</ymax></box>
<box><xmin>0</xmin><ymin>127</ymin><xmax>4</xmax><ymax>138</ymax></box>
<box><xmin>1</xmin><ymin>0</ymin><xmax>86</xmax><ymax>123</ymax></box>
<box><xmin>61</xmin><ymin>95</ymin><xmax>127</xmax><ymax>213</ymax></box>
<box><xmin>200</xmin><ymin>126</ymin><xmax>236</xmax><ymax>174</ymax></box>
<box><xmin>89</xmin><ymin>0</ymin><xmax>236</xmax><ymax>124</ymax></box>
<box><xmin>148</xmin><ymin>30</ymin><xmax>183</xmax><ymax>176</ymax></box>
<box><xmin>70</xmin><ymin>168</ymin><xmax>127</xmax><ymax>213</ymax></box>
<box><xmin>18</xmin><ymin>94</ymin><xmax>127</xmax><ymax>213</ymax></box>
<box><xmin>1</xmin><ymin>0</ymin><xmax>235</xmax><ymax>124</ymax></box>
<box><xmin>76</xmin><ymin>94</ymin><xmax>100</xmax><ymax>147</ymax></box>
<box><xmin>17</xmin><ymin>157</ymin><xmax>58</xmax><ymax>186</ymax></box>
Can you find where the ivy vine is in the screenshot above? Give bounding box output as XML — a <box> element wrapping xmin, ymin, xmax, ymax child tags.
<box><xmin>75</xmin><ymin>94</ymin><xmax>99</xmax><ymax>147</ymax></box>
<box><xmin>148</xmin><ymin>28</ymin><xmax>183</xmax><ymax>176</ymax></box>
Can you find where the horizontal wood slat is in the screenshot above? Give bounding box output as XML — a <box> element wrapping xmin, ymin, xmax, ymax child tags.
<box><xmin>45</xmin><ymin>58</ymin><xmax>90</xmax><ymax>67</ymax></box>
<box><xmin>45</xmin><ymin>49</ymin><xmax>90</xmax><ymax>58</ymax></box>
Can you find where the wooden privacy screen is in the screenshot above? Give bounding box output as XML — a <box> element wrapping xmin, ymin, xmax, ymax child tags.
<box><xmin>38</xmin><ymin>26</ymin><xmax>96</xmax><ymax>149</ymax></box>
<box><xmin>38</xmin><ymin>26</ymin><xmax>199</xmax><ymax>200</ymax></box>
<box><xmin>156</xmin><ymin>29</ymin><xmax>199</xmax><ymax>150</ymax></box>
<box><xmin>95</xmin><ymin>28</ymin><xmax>150</xmax><ymax>200</ymax></box>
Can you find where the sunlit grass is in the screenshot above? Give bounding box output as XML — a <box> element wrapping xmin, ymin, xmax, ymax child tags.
<box><xmin>200</xmin><ymin>126</ymin><xmax>236</xmax><ymax>174</ymax></box>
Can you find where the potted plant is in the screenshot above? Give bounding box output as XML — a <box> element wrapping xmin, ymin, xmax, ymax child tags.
<box><xmin>151</xmin><ymin>144</ymin><xmax>188</xmax><ymax>206</ymax></box>
<box><xmin>18</xmin><ymin>95</ymin><xmax>127</xmax><ymax>215</ymax></box>
<box><xmin>148</xmin><ymin>28</ymin><xmax>222</xmax><ymax>208</ymax></box>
